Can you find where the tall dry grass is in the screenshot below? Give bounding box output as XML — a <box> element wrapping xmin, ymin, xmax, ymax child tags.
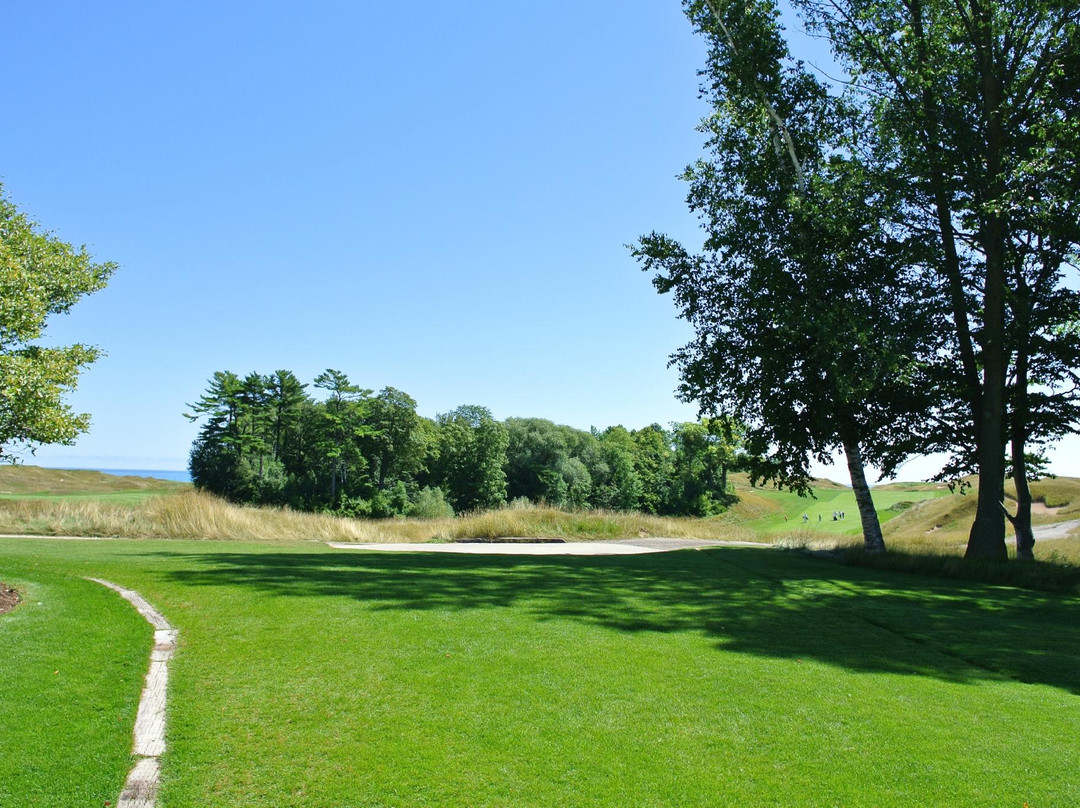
<box><xmin>440</xmin><ymin>505</ymin><xmax>757</xmax><ymax>542</ymax></box>
<box><xmin>0</xmin><ymin>490</ymin><xmax>757</xmax><ymax>544</ymax></box>
<box><xmin>0</xmin><ymin>490</ymin><xmax>392</xmax><ymax>543</ymax></box>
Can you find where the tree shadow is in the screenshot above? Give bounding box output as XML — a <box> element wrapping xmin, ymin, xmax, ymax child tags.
<box><xmin>151</xmin><ymin>546</ymin><xmax>1080</xmax><ymax>694</ymax></box>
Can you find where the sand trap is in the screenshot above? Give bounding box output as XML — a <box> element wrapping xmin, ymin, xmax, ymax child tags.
<box><xmin>328</xmin><ymin>541</ymin><xmax>665</xmax><ymax>555</ymax></box>
<box><xmin>327</xmin><ymin>538</ymin><xmax>767</xmax><ymax>555</ymax></box>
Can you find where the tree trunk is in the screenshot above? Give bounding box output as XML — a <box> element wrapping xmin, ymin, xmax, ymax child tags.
<box><xmin>840</xmin><ymin>432</ymin><xmax>885</xmax><ymax>554</ymax></box>
<box><xmin>1011</xmin><ymin>458</ymin><xmax>1035</xmax><ymax>561</ymax></box>
<box><xmin>964</xmin><ymin>4</ymin><xmax>1009</xmax><ymax>561</ymax></box>
<box><xmin>1010</xmin><ymin>279</ymin><xmax>1035</xmax><ymax>561</ymax></box>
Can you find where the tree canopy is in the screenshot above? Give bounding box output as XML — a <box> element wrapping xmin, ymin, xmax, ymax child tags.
<box><xmin>0</xmin><ymin>184</ymin><xmax>116</xmax><ymax>461</ymax></box>
<box><xmin>792</xmin><ymin>0</ymin><xmax>1080</xmax><ymax>559</ymax></box>
<box><xmin>185</xmin><ymin>368</ymin><xmax>748</xmax><ymax>518</ymax></box>
<box><xmin>637</xmin><ymin>0</ymin><xmax>1079</xmax><ymax>558</ymax></box>
<box><xmin>635</xmin><ymin>0</ymin><xmax>942</xmax><ymax>551</ymax></box>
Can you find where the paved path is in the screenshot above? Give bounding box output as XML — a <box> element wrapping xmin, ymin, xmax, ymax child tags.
<box><xmin>89</xmin><ymin>579</ymin><xmax>176</xmax><ymax>808</ymax></box>
<box><xmin>327</xmin><ymin>538</ymin><xmax>770</xmax><ymax>555</ymax></box>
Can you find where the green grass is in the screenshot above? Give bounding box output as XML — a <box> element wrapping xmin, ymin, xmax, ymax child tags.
<box><xmin>722</xmin><ymin>476</ymin><xmax>953</xmax><ymax>537</ymax></box>
<box><xmin>2</xmin><ymin>538</ymin><xmax>1078</xmax><ymax>806</ymax></box>
<box><xmin>0</xmin><ymin>566</ymin><xmax>150</xmax><ymax>806</ymax></box>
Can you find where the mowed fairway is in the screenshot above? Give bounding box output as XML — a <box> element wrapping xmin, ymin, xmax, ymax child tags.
<box><xmin>2</xmin><ymin>538</ymin><xmax>1078</xmax><ymax>806</ymax></box>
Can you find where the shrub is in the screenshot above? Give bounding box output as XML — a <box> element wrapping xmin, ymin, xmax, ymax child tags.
<box><xmin>407</xmin><ymin>487</ymin><xmax>454</xmax><ymax>520</ymax></box>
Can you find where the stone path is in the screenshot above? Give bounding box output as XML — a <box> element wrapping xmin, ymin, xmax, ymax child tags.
<box><xmin>89</xmin><ymin>579</ymin><xmax>177</xmax><ymax>808</ymax></box>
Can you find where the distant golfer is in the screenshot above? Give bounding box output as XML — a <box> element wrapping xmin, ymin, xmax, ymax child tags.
<box><xmin>801</xmin><ymin>513</ymin><xmax>808</xmax><ymax>524</ymax></box>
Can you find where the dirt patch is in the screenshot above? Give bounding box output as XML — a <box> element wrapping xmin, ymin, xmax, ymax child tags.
<box><xmin>0</xmin><ymin>583</ymin><xmax>20</xmax><ymax>615</ymax></box>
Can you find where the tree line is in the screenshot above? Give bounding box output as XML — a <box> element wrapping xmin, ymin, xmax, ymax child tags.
<box><xmin>185</xmin><ymin>369</ymin><xmax>745</xmax><ymax>518</ymax></box>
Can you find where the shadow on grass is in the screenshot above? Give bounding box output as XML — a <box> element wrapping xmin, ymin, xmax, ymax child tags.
<box><xmin>155</xmin><ymin>546</ymin><xmax>1080</xmax><ymax>694</ymax></box>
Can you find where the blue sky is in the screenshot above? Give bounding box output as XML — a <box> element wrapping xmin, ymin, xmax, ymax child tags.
<box><xmin>4</xmin><ymin>1</ymin><xmax>1077</xmax><ymax>480</ymax></box>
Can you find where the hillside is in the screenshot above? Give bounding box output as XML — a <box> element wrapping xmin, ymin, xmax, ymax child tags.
<box><xmin>884</xmin><ymin>476</ymin><xmax>1080</xmax><ymax>545</ymax></box>
<box><xmin>723</xmin><ymin>473</ymin><xmax>1080</xmax><ymax>557</ymax></box>
<box><xmin>0</xmin><ymin>466</ymin><xmax>189</xmax><ymax>497</ymax></box>
<box><xmin>722</xmin><ymin>473</ymin><xmax>952</xmax><ymax>536</ymax></box>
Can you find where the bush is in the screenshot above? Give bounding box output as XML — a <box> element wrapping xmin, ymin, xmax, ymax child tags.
<box><xmin>335</xmin><ymin>496</ymin><xmax>372</xmax><ymax>519</ymax></box>
<box><xmin>407</xmin><ymin>487</ymin><xmax>454</xmax><ymax>520</ymax></box>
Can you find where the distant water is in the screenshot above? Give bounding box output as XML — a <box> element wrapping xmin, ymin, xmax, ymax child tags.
<box><xmin>94</xmin><ymin>468</ymin><xmax>192</xmax><ymax>483</ymax></box>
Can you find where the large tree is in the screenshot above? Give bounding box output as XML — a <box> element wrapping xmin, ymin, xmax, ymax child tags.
<box><xmin>791</xmin><ymin>0</ymin><xmax>1080</xmax><ymax>558</ymax></box>
<box><xmin>313</xmin><ymin>369</ymin><xmax>372</xmax><ymax>506</ymax></box>
<box><xmin>636</xmin><ymin>0</ymin><xmax>941</xmax><ymax>551</ymax></box>
<box><xmin>0</xmin><ymin>185</ymin><xmax>116</xmax><ymax>461</ymax></box>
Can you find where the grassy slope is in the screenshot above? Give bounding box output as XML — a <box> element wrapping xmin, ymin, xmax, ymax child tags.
<box><xmin>1</xmin><ymin>538</ymin><xmax>1077</xmax><ymax>806</ymax></box>
<box><xmin>719</xmin><ymin>473</ymin><xmax>954</xmax><ymax>537</ymax></box>
<box><xmin>881</xmin><ymin>476</ymin><xmax>1080</xmax><ymax>550</ymax></box>
<box><xmin>724</xmin><ymin>474</ymin><xmax>1080</xmax><ymax>558</ymax></box>
<box><xmin>0</xmin><ymin>465</ymin><xmax>188</xmax><ymax>503</ymax></box>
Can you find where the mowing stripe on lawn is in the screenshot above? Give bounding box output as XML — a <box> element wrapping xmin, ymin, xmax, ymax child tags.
<box><xmin>89</xmin><ymin>578</ymin><xmax>178</xmax><ymax>808</ymax></box>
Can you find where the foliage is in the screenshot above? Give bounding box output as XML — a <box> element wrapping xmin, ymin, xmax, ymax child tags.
<box><xmin>0</xmin><ymin>184</ymin><xmax>116</xmax><ymax>461</ymax></box>
<box><xmin>636</xmin><ymin>0</ymin><xmax>951</xmax><ymax>553</ymax></box>
<box><xmin>406</xmin><ymin>486</ymin><xmax>454</xmax><ymax>519</ymax></box>
<box><xmin>669</xmin><ymin>417</ymin><xmax>745</xmax><ymax>516</ymax></box>
<box><xmin>427</xmin><ymin>405</ymin><xmax>509</xmax><ymax>512</ymax></box>
<box><xmin>787</xmin><ymin>0</ymin><xmax>1080</xmax><ymax>559</ymax></box>
<box><xmin>185</xmin><ymin>369</ymin><xmax>757</xmax><ymax>518</ymax></box>
<box><xmin>639</xmin><ymin>0</ymin><xmax>1079</xmax><ymax>558</ymax></box>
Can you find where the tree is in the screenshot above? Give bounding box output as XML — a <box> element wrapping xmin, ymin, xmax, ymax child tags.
<box><xmin>635</xmin><ymin>0</ymin><xmax>941</xmax><ymax>551</ymax></box>
<box><xmin>630</xmin><ymin>424</ymin><xmax>675</xmax><ymax>515</ymax></box>
<box><xmin>266</xmin><ymin>369</ymin><xmax>309</xmax><ymax>465</ymax></box>
<box><xmin>669</xmin><ymin>418</ymin><xmax>744</xmax><ymax>516</ymax></box>
<box><xmin>185</xmin><ymin>371</ymin><xmax>251</xmax><ymax>500</ymax></box>
<box><xmin>0</xmin><ymin>185</ymin><xmax>116</xmax><ymax>461</ymax></box>
<box><xmin>362</xmin><ymin>387</ymin><xmax>427</xmax><ymax>492</ymax></box>
<box><xmin>505</xmin><ymin>417</ymin><xmax>575</xmax><ymax>505</ymax></box>
<box><xmin>313</xmin><ymin>369</ymin><xmax>372</xmax><ymax>506</ymax></box>
<box><xmin>790</xmin><ymin>0</ymin><xmax>1080</xmax><ymax>558</ymax></box>
<box><xmin>593</xmin><ymin>426</ymin><xmax>644</xmax><ymax>511</ymax></box>
<box><xmin>428</xmin><ymin>405</ymin><xmax>508</xmax><ymax>512</ymax></box>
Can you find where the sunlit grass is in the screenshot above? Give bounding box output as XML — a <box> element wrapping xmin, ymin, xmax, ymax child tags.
<box><xmin>1</xmin><ymin>539</ymin><xmax>1077</xmax><ymax>806</ymax></box>
<box><xmin>0</xmin><ymin>570</ymin><xmax>148</xmax><ymax>805</ymax></box>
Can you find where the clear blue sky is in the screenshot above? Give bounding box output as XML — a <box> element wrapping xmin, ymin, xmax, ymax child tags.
<box><xmin>4</xmin><ymin>1</ymin><xmax>1077</xmax><ymax>480</ymax></box>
